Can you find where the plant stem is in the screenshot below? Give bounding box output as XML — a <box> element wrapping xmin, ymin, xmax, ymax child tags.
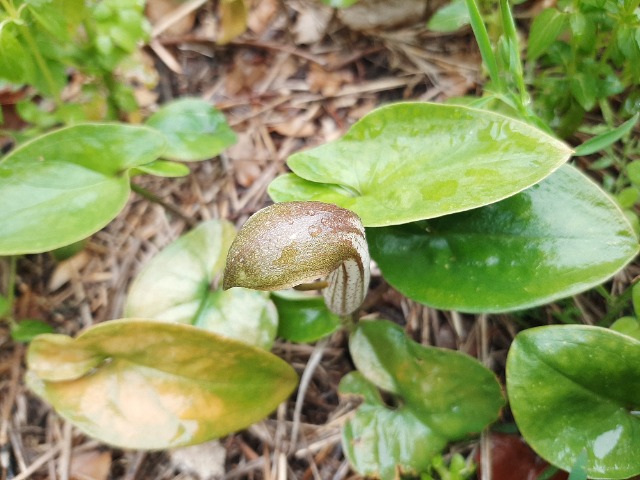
<box><xmin>499</xmin><ymin>0</ymin><xmax>529</xmax><ymax>109</ymax></box>
<box><xmin>340</xmin><ymin>313</ymin><xmax>358</xmax><ymax>333</ymax></box>
<box><xmin>130</xmin><ymin>182</ymin><xmax>196</xmax><ymax>227</ymax></box>
<box><xmin>465</xmin><ymin>0</ymin><xmax>504</xmax><ymax>91</ymax></box>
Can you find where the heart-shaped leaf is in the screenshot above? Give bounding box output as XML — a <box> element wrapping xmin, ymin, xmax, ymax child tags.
<box><xmin>223</xmin><ymin>202</ymin><xmax>370</xmax><ymax>316</ymax></box>
<box><xmin>341</xmin><ymin>320</ymin><xmax>504</xmax><ymax>479</ymax></box>
<box><xmin>340</xmin><ymin>371</ymin><xmax>443</xmax><ymax>480</ymax></box>
<box><xmin>145</xmin><ymin>98</ymin><xmax>237</xmax><ymax>162</ymax></box>
<box><xmin>506</xmin><ymin>325</ymin><xmax>640</xmax><ymax>479</ymax></box>
<box><xmin>368</xmin><ymin>165</ymin><xmax>639</xmax><ymax>313</ymax></box>
<box><xmin>268</xmin><ymin>102</ymin><xmax>572</xmax><ymax>227</ymax></box>
<box><xmin>125</xmin><ymin>220</ymin><xmax>277</xmax><ymax>349</ymax></box>
<box><xmin>0</xmin><ymin>124</ymin><xmax>166</xmax><ymax>255</ymax></box>
<box><xmin>272</xmin><ymin>290</ymin><xmax>341</xmax><ymax>343</ymax></box>
<box><xmin>27</xmin><ymin>320</ymin><xmax>298</xmax><ymax>450</ymax></box>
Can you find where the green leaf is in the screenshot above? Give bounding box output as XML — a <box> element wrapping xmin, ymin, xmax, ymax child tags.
<box><xmin>268</xmin><ymin>103</ymin><xmax>572</xmax><ymax>227</ymax></box>
<box><xmin>26</xmin><ymin>319</ymin><xmax>298</xmax><ymax>449</ymax></box>
<box><xmin>0</xmin><ymin>294</ymin><xmax>10</xmax><ymax>318</ymax></box>
<box><xmin>0</xmin><ymin>124</ymin><xmax>166</xmax><ymax>255</ymax></box>
<box><xmin>11</xmin><ymin>319</ymin><xmax>55</xmax><ymax>343</ymax></box>
<box><xmin>506</xmin><ymin>325</ymin><xmax>640</xmax><ymax>479</ymax></box>
<box><xmin>125</xmin><ymin>220</ymin><xmax>277</xmax><ymax>349</ymax></box>
<box><xmin>616</xmin><ymin>186</ymin><xmax>639</xmax><ymax>209</ymax></box>
<box><xmin>340</xmin><ymin>371</ymin><xmax>443</xmax><ymax>480</ymax></box>
<box><xmin>341</xmin><ymin>320</ymin><xmax>504</xmax><ymax>480</ymax></box>
<box><xmin>320</xmin><ymin>0</ymin><xmax>358</xmax><ymax>7</ymax></box>
<box><xmin>627</xmin><ymin>160</ymin><xmax>640</xmax><ymax>185</ymax></box>
<box><xmin>132</xmin><ymin>160</ymin><xmax>191</xmax><ymax>178</ymax></box>
<box><xmin>427</xmin><ymin>0</ymin><xmax>470</xmax><ymax>33</ymax></box>
<box><xmin>568</xmin><ymin>451</ymin><xmax>588</xmax><ymax>480</ymax></box>
<box><xmin>272</xmin><ymin>290</ymin><xmax>341</xmax><ymax>343</ymax></box>
<box><xmin>527</xmin><ymin>9</ymin><xmax>567</xmax><ymax>61</ymax></box>
<box><xmin>610</xmin><ymin>317</ymin><xmax>640</xmax><ymax>341</ymax></box>
<box><xmin>574</xmin><ymin>113</ymin><xmax>640</xmax><ymax>156</ymax></box>
<box><xmin>368</xmin><ymin>165</ymin><xmax>639</xmax><ymax>312</ymax></box>
<box><xmin>570</xmin><ymin>73</ymin><xmax>598</xmax><ymax>111</ymax></box>
<box><xmin>145</xmin><ymin>98</ymin><xmax>237</xmax><ymax>162</ymax></box>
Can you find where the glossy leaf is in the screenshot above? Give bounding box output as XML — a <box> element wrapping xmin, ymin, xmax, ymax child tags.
<box><xmin>368</xmin><ymin>165</ymin><xmax>639</xmax><ymax>313</ymax></box>
<box><xmin>268</xmin><ymin>103</ymin><xmax>572</xmax><ymax>227</ymax></box>
<box><xmin>223</xmin><ymin>202</ymin><xmax>370</xmax><ymax>316</ymax></box>
<box><xmin>125</xmin><ymin>220</ymin><xmax>277</xmax><ymax>349</ymax></box>
<box><xmin>507</xmin><ymin>325</ymin><xmax>640</xmax><ymax>479</ymax></box>
<box><xmin>272</xmin><ymin>290</ymin><xmax>341</xmax><ymax>343</ymax></box>
<box><xmin>0</xmin><ymin>124</ymin><xmax>166</xmax><ymax>255</ymax></box>
<box><xmin>341</xmin><ymin>320</ymin><xmax>504</xmax><ymax>479</ymax></box>
<box><xmin>145</xmin><ymin>98</ymin><xmax>236</xmax><ymax>162</ymax></box>
<box><xmin>27</xmin><ymin>320</ymin><xmax>298</xmax><ymax>449</ymax></box>
<box><xmin>340</xmin><ymin>371</ymin><xmax>443</xmax><ymax>480</ymax></box>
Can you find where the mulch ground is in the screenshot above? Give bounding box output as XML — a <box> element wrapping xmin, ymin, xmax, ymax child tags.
<box><xmin>1</xmin><ymin>1</ymin><xmax>636</xmax><ymax>479</ymax></box>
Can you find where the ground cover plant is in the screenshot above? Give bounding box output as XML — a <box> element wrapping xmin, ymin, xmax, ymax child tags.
<box><xmin>1</xmin><ymin>0</ymin><xmax>640</xmax><ymax>479</ymax></box>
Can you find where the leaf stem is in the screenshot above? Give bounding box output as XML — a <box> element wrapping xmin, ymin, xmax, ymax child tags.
<box><xmin>499</xmin><ymin>0</ymin><xmax>529</xmax><ymax>108</ymax></box>
<box><xmin>465</xmin><ymin>0</ymin><xmax>503</xmax><ymax>91</ymax></box>
<box><xmin>130</xmin><ymin>182</ymin><xmax>196</xmax><ymax>227</ymax></box>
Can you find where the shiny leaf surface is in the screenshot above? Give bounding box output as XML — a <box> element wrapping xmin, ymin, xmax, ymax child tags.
<box><xmin>223</xmin><ymin>202</ymin><xmax>370</xmax><ymax>315</ymax></box>
<box><xmin>27</xmin><ymin>320</ymin><xmax>298</xmax><ymax>449</ymax></box>
<box><xmin>342</xmin><ymin>320</ymin><xmax>504</xmax><ymax>479</ymax></box>
<box><xmin>368</xmin><ymin>165</ymin><xmax>639</xmax><ymax>312</ymax></box>
<box><xmin>145</xmin><ymin>98</ymin><xmax>236</xmax><ymax>162</ymax></box>
<box><xmin>272</xmin><ymin>290</ymin><xmax>341</xmax><ymax>343</ymax></box>
<box><xmin>507</xmin><ymin>325</ymin><xmax>640</xmax><ymax>479</ymax></box>
<box><xmin>340</xmin><ymin>371</ymin><xmax>444</xmax><ymax>480</ymax></box>
<box><xmin>268</xmin><ymin>103</ymin><xmax>572</xmax><ymax>226</ymax></box>
<box><xmin>125</xmin><ymin>220</ymin><xmax>277</xmax><ymax>349</ymax></box>
<box><xmin>0</xmin><ymin>124</ymin><xmax>166</xmax><ymax>255</ymax></box>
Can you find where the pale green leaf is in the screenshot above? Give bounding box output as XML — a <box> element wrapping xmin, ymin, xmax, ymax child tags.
<box><xmin>268</xmin><ymin>103</ymin><xmax>572</xmax><ymax>227</ymax></box>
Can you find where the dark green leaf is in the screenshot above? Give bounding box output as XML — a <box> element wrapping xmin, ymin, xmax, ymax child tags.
<box><xmin>268</xmin><ymin>103</ymin><xmax>572</xmax><ymax>227</ymax></box>
<box><xmin>0</xmin><ymin>124</ymin><xmax>166</xmax><ymax>255</ymax></box>
<box><xmin>342</xmin><ymin>320</ymin><xmax>504</xmax><ymax>479</ymax></box>
<box><xmin>145</xmin><ymin>98</ymin><xmax>237</xmax><ymax>162</ymax></box>
<box><xmin>368</xmin><ymin>165</ymin><xmax>639</xmax><ymax>312</ymax></box>
<box><xmin>574</xmin><ymin>113</ymin><xmax>640</xmax><ymax>156</ymax></box>
<box><xmin>507</xmin><ymin>325</ymin><xmax>640</xmax><ymax>479</ymax></box>
<box><xmin>570</xmin><ymin>73</ymin><xmax>598</xmax><ymax>111</ymax></box>
<box><xmin>27</xmin><ymin>320</ymin><xmax>298</xmax><ymax>449</ymax></box>
<box><xmin>272</xmin><ymin>290</ymin><xmax>341</xmax><ymax>343</ymax></box>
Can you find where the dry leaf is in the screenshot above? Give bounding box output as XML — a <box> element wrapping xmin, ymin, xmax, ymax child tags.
<box><xmin>271</xmin><ymin>114</ymin><xmax>316</xmax><ymax>138</ymax></box>
<box><xmin>338</xmin><ymin>0</ymin><xmax>428</xmax><ymax>31</ymax></box>
<box><xmin>247</xmin><ymin>0</ymin><xmax>280</xmax><ymax>34</ymax></box>
<box><xmin>292</xmin><ymin>2</ymin><xmax>333</xmax><ymax>45</ymax></box>
<box><xmin>48</xmin><ymin>251</ymin><xmax>91</xmax><ymax>292</ymax></box>
<box><xmin>307</xmin><ymin>64</ymin><xmax>354</xmax><ymax>97</ymax></box>
<box><xmin>146</xmin><ymin>0</ymin><xmax>198</xmax><ymax>36</ymax></box>
<box><xmin>170</xmin><ymin>440</ymin><xmax>226</xmax><ymax>480</ymax></box>
<box><xmin>69</xmin><ymin>449</ymin><xmax>111</xmax><ymax>480</ymax></box>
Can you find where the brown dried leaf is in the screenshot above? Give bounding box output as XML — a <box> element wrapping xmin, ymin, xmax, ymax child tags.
<box><xmin>69</xmin><ymin>450</ymin><xmax>112</xmax><ymax>480</ymax></box>
<box><xmin>169</xmin><ymin>440</ymin><xmax>226</xmax><ymax>479</ymax></box>
<box><xmin>338</xmin><ymin>0</ymin><xmax>428</xmax><ymax>31</ymax></box>
<box><xmin>48</xmin><ymin>251</ymin><xmax>91</xmax><ymax>292</ymax></box>
<box><xmin>307</xmin><ymin>64</ymin><xmax>354</xmax><ymax>97</ymax></box>
<box><xmin>146</xmin><ymin>0</ymin><xmax>197</xmax><ymax>36</ymax></box>
<box><xmin>292</xmin><ymin>2</ymin><xmax>333</xmax><ymax>45</ymax></box>
<box><xmin>271</xmin><ymin>115</ymin><xmax>316</xmax><ymax>138</ymax></box>
<box><xmin>247</xmin><ymin>0</ymin><xmax>280</xmax><ymax>35</ymax></box>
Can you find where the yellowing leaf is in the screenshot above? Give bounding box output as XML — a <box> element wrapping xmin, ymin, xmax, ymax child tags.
<box><xmin>27</xmin><ymin>320</ymin><xmax>298</xmax><ymax>449</ymax></box>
